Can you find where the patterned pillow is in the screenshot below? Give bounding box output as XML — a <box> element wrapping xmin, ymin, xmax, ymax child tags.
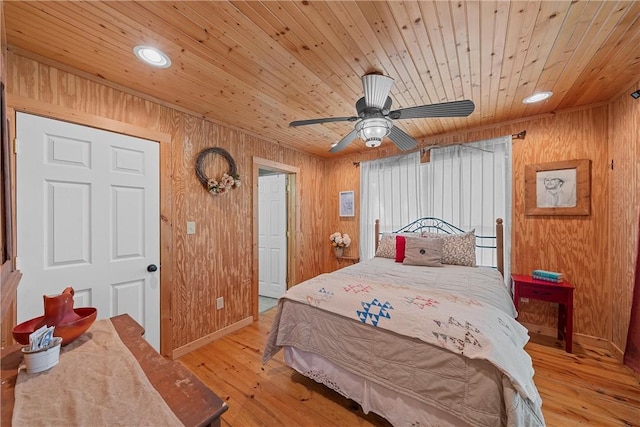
<box><xmin>422</xmin><ymin>230</ymin><xmax>476</xmax><ymax>267</ymax></box>
<box><xmin>402</xmin><ymin>236</ymin><xmax>443</xmax><ymax>267</ymax></box>
<box><xmin>375</xmin><ymin>233</ymin><xmax>397</xmax><ymax>258</ymax></box>
<box><xmin>375</xmin><ymin>232</ymin><xmax>420</xmax><ymax>259</ymax></box>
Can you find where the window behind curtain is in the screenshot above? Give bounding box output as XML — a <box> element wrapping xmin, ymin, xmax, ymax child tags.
<box><xmin>422</xmin><ymin>136</ymin><xmax>512</xmax><ymax>277</ymax></box>
<box><xmin>360</xmin><ymin>136</ymin><xmax>511</xmax><ymax>281</ymax></box>
<box><xmin>360</xmin><ymin>151</ymin><xmax>421</xmax><ymax>260</ymax></box>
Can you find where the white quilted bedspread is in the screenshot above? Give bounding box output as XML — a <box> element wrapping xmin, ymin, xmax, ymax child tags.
<box><xmin>263</xmin><ymin>259</ymin><xmax>544</xmax><ymax>426</ymax></box>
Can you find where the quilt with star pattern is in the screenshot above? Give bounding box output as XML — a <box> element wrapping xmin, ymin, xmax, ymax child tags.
<box><xmin>263</xmin><ymin>258</ymin><xmax>544</xmax><ymax>426</ymax></box>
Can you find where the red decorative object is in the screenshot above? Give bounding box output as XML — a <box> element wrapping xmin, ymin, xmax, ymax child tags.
<box><xmin>512</xmin><ymin>274</ymin><xmax>574</xmax><ymax>353</ymax></box>
<box><xmin>395</xmin><ymin>235</ymin><xmax>406</xmax><ymax>263</ymax></box>
<box><xmin>12</xmin><ymin>287</ymin><xmax>97</xmax><ymax>346</ymax></box>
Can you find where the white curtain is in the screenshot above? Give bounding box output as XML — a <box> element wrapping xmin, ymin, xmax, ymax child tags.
<box><xmin>359</xmin><ymin>136</ymin><xmax>511</xmax><ymax>280</ymax></box>
<box><xmin>421</xmin><ymin>136</ymin><xmax>512</xmax><ymax>279</ymax></box>
<box><xmin>360</xmin><ymin>151</ymin><xmax>421</xmax><ymax>260</ymax></box>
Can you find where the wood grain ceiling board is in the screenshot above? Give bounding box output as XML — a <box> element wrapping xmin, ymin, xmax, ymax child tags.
<box><xmin>3</xmin><ymin>0</ymin><xmax>639</xmax><ymax>159</ymax></box>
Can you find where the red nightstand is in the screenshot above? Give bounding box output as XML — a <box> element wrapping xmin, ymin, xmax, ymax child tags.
<box><xmin>511</xmin><ymin>274</ymin><xmax>575</xmax><ymax>353</ymax></box>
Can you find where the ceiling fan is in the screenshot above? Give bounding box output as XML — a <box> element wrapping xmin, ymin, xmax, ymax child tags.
<box><xmin>289</xmin><ymin>73</ymin><xmax>475</xmax><ymax>153</ymax></box>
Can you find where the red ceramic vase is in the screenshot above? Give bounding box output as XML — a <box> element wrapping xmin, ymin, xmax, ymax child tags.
<box><xmin>12</xmin><ymin>287</ymin><xmax>97</xmax><ymax>346</ymax></box>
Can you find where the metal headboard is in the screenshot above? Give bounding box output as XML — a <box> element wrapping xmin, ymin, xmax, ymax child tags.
<box><xmin>374</xmin><ymin>217</ymin><xmax>504</xmax><ymax>276</ymax></box>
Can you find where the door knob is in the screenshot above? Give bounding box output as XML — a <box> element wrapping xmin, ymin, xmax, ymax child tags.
<box><xmin>147</xmin><ymin>264</ymin><xmax>158</xmax><ymax>272</ymax></box>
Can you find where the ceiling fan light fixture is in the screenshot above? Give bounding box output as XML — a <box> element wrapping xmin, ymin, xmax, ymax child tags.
<box><xmin>522</xmin><ymin>91</ymin><xmax>553</xmax><ymax>104</ymax></box>
<box><xmin>356</xmin><ymin>118</ymin><xmax>392</xmax><ymax>148</ymax></box>
<box><xmin>133</xmin><ymin>45</ymin><xmax>172</xmax><ymax>68</ymax></box>
<box><xmin>290</xmin><ymin>72</ymin><xmax>473</xmax><ymax>153</ymax></box>
<box><xmin>362</xmin><ymin>74</ymin><xmax>394</xmax><ymax>109</ymax></box>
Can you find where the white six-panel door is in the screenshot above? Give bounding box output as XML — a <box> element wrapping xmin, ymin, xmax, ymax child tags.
<box><xmin>258</xmin><ymin>173</ymin><xmax>287</xmax><ymax>299</ymax></box>
<box><xmin>16</xmin><ymin>113</ymin><xmax>161</xmax><ymax>350</ymax></box>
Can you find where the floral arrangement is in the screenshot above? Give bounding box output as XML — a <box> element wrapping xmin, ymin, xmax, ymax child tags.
<box><xmin>329</xmin><ymin>232</ymin><xmax>351</xmax><ymax>248</ymax></box>
<box><xmin>207</xmin><ymin>173</ymin><xmax>241</xmax><ymax>195</ymax></box>
<box><xmin>195</xmin><ymin>147</ymin><xmax>241</xmax><ymax>196</ymax></box>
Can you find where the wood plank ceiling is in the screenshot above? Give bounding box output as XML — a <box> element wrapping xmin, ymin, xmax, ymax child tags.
<box><xmin>3</xmin><ymin>1</ymin><xmax>640</xmax><ymax>158</ymax></box>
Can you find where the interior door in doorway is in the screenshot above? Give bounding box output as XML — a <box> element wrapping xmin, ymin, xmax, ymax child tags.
<box><xmin>258</xmin><ymin>173</ymin><xmax>287</xmax><ymax>299</ymax></box>
<box><xmin>16</xmin><ymin>113</ymin><xmax>161</xmax><ymax>350</ymax></box>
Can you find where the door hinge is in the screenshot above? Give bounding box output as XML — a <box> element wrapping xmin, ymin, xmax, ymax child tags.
<box><xmin>15</xmin><ymin>256</ymin><xmax>21</xmax><ymax>270</ymax></box>
<box><xmin>14</xmin><ymin>138</ymin><xmax>19</xmax><ymax>154</ymax></box>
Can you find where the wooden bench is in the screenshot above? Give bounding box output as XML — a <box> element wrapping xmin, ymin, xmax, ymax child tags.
<box><xmin>1</xmin><ymin>314</ymin><xmax>228</xmax><ymax>426</ymax></box>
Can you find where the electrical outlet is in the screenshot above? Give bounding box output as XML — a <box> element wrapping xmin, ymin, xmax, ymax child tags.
<box><xmin>216</xmin><ymin>297</ymin><xmax>224</xmax><ymax>310</ymax></box>
<box><xmin>186</xmin><ymin>221</ymin><xmax>196</xmax><ymax>235</ymax></box>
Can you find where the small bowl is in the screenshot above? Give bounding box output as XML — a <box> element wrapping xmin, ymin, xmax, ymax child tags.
<box><xmin>13</xmin><ymin>307</ymin><xmax>97</xmax><ymax>346</ymax></box>
<box><xmin>22</xmin><ymin>337</ymin><xmax>63</xmax><ymax>373</ymax></box>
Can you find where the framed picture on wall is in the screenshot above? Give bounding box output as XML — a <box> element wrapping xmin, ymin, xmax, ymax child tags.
<box><xmin>339</xmin><ymin>191</ymin><xmax>355</xmax><ymax>217</ymax></box>
<box><xmin>525</xmin><ymin>159</ymin><xmax>591</xmax><ymax>216</ymax></box>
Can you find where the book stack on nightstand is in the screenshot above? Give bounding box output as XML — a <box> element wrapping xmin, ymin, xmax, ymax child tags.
<box><xmin>532</xmin><ymin>269</ymin><xmax>564</xmax><ymax>283</ymax></box>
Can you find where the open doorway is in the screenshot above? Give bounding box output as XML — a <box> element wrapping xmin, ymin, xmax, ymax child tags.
<box><xmin>258</xmin><ymin>170</ymin><xmax>286</xmax><ymax>312</ymax></box>
<box><xmin>252</xmin><ymin>158</ymin><xmax>299</xmax><ymax>318</ymax></box>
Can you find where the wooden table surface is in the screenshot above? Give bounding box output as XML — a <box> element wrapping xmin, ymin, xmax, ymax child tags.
<box><xmin>1</xmin><ymin>314</ymin><xmax>227</xmax><ymax>426</ymax></box>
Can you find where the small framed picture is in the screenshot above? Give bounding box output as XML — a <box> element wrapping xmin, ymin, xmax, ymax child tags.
<box><xmin>339</xmin><ymin>191</ymin><xmax>355</xmax><ymax>217</ymax></box>
<box><xmin>525</xmin><ymin>159</ymin><xmax>591</xmax><ymax>216</ymax></box>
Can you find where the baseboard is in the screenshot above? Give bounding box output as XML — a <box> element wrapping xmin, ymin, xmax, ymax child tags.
<box><xmin>520</xmin><ymin>322</ymin><xmax>609</xmax><ymax>349</ymax></box>
<box><xmin>609</xmin><ymin>341</ymin><xmax>625</xmax><ymax>363</ymax></box>
<box><xmin>171</xmin><ymin>316</ymin><xmax>254</xmax><ymax>359</ymax></box>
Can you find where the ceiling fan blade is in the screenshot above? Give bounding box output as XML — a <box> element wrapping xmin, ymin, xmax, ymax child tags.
<box><xmin>329</xmin><ymin>129</ymin><xmax>358</xmax><ymax>153</ymax></box>
<box><xmin>388</xmin><ymin>126</ymin><xmax>418</xmax><ymax>151</ymax></box>
<box><xmin>289</xmin><ymin>116</ymin><xmax>357</xmax><ymax>127</ymax></box>
<box><xmin>362</xmin><ymin>74</ymin><xmax>394</xmax><ymax>109</ymax></box>
<box><xmin>389</xmin><ymin>99</ymin><xmax>475</xmax><ymax>120</ymax></box>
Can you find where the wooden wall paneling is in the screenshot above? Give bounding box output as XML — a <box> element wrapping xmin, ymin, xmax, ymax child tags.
<box><xmin>5</xmin><ymin>52</ymin><xmax>329</xmax><ymax>356</ymax></box>
<box><xmin>159</xmin><ymin>108</ymin><xmax>183</xmax><ymax>356</ymax></box>
<box><xmin>177</xmin><ymin>114</ymin><xmax>206</xmax><ymax>346</ymax></box>
<box><xmin>176</xmin><ymin>118</ymin><xmax>252</xmax><ymax>347</ymax></box>
<box><xmin>326</xmin><ymin>157</ymin><xmax>361</xmax><ymax>271</ymax></box>
<box><xmin>506</xmin><ymin>107</ymin><xmax>610</xmax><ymax>342</ymax></box>
<box><xmin>327</xmin><ymin>105</ymin><xmax>614</xmax><ymax>345</ymax></box>
<box><xmin>608</xmin><ymin>80</ymin><xmax>640</xmax><ymax>356</ymax></box>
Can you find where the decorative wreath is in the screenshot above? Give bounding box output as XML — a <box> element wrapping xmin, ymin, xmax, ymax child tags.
<box><xmin>195</xmin><ymin>147</ymin><xmax>241</xmax><ymax>195</ymax></box>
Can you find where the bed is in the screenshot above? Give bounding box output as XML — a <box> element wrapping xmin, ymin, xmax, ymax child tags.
<box><xmin>262</xmin><ymin>218</ymin><xmax>544</xmax><ymax>426</ymax></box>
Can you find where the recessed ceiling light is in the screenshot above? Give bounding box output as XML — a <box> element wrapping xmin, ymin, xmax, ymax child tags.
<box><xmin>522</xmin><ymin>91</ymin><xmax>553</xmax><ymax>104</ymax></box>
<box><xmin>133</xmin><ymin>45</ymin><xmax>171</xmax><ymax>68</ymax></box>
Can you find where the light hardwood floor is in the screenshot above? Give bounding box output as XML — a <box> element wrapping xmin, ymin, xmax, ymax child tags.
<box><xmin>178</xmin><ymin>309</ymin><xmax>640</xmax><ymax>426</ymax></box>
